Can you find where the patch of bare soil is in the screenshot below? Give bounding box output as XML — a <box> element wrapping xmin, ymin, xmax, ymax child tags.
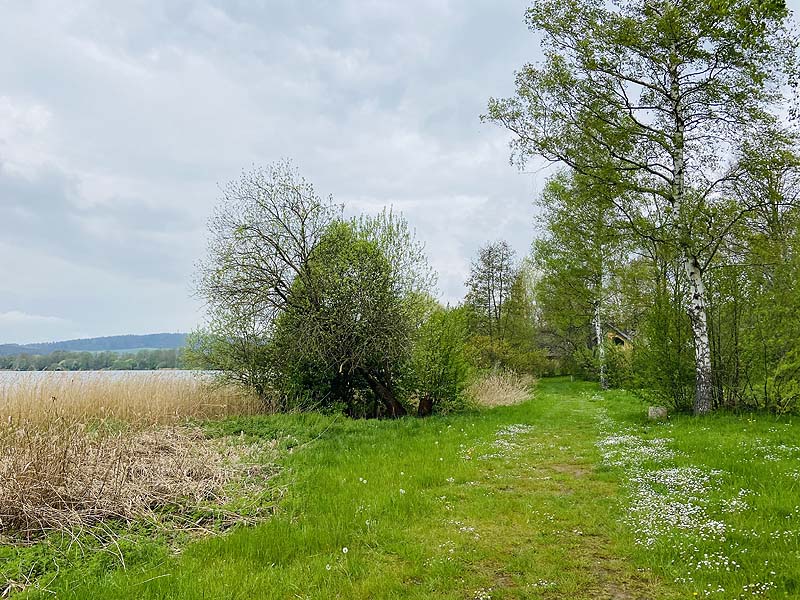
<box><xmin>548</xmin><ymin>463</ymin><xmax>593</xmax><ymax>478</ymax></box>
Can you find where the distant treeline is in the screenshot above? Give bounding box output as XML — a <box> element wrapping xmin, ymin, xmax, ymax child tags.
<box><xmin>0</xmin><ymin>333</ymin><xmax>188</xmax><ymax>357</ymax></box>
<box><xmin>0</xmin><ymin>348</ymin><xmax>187</xmax><ymax>371</ymax></box>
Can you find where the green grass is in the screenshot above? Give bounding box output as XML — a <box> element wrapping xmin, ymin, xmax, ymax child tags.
<box><xmin>7</xmin><ymin>378</ymin><xmax>800</xmax><ymax>598</ymax></box>
<box><xmin>601</xmin><ymin>388</ymin><xmax>800</xmax><ymax>598</ymax></box>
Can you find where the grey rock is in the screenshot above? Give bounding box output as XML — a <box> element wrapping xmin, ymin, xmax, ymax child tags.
<box><xmin>648</xmin><ymin>406</ymin><xmax>668</xmax><ymax>420</ymax></box>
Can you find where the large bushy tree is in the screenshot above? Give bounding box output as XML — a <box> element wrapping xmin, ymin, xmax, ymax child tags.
<box><xmin>272</xmin><ymin>221</ymin><xmax>412</xmax><ymax>417</ymax></box>
<box><xmin>191</xmin><ymin>161</ymin><xmax>338</xmax><ymax>406</ymax></box>
<box><xmin>192</xmin><ymin>161</ymin><xmax>439</xmax><ymax>417</ymax></box>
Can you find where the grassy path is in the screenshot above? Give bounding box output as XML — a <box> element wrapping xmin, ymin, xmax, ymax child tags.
<box><xmin>19</xmin><ymin>380</ymin><xmax>682</xmax><ymax>599</ymax></box>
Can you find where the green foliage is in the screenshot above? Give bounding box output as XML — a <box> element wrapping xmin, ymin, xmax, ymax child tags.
<box><xmin>407</xmin><ymin>305</ymin><xmax>472</xmax><ymax>414</ymax></box>
<box><xmin>628</xmin><ymin>259</ymin><xmax>697</xmax><ymax>412</ymax></box>
<box><xmin>193</xmin><ymin>162</ymin><xmax>442</xmax><ymax>418</ymax></box>
<box><xmin>603</xmin><ymin>345</ymin><xmax>633</xmax><ymax>389</ymax></box>
<box><xmin>573</xmin><ymin>343</ymin><xmax>633</xmax><ymax>389</ymax></box>
<box><xmin>464</xmin><ymin>241</ymin><xmax>517</xmax><ymax>347</ymax></box>
<box><xmin>271</xmin><ymin>220</ymin><xmax>412</xmax><ymax>416</ymax></box>
<box><xmin>184</xmin><ymin>309</ymin><xmax>274</xmax><ymax>405</ymax></box>
<box><xmin>530</xmin><ymin>171</ymin><xmax>629</xmax><ymax>384</ymax></box>
<box><xmin>497</xmin><ymin>263</ymin><xmax>550</xmax><ymax>375</ymax></box>
<box><xmin>766</xmin><ymin>348</ymin><xmax>800</xmax><ymax>414</ymax></box>
<box><xmin>463</xmin><ymin>245</ymin><xmax>544</xmax><ymax>375</ymax></box>
<box><xmin>464</xmin><ymin>335</ymin><xmax>511</xmax><ymax>372</ymax></box>
<box><xmin>487</xmin><ymin>0</ymin><xmax>799</xmax><ymax>413</ymax></box>
<box><xmin>194</xmin><ymin>160</ymin><xmax>340</xmax><ymax>407</ymax></box>
<box><xmin>354</xmin><ymin>207</ymin><xmax>437</xmax><ymax>298</ymax></box>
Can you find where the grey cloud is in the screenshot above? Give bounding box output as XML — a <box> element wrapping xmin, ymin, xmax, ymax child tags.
<box><xmin>0</xmin><ymin>163</ymin><xmax>197</xmax><ymax>283</ymax></box>
<box><xmin>0</xmin><ymin>0</ymin><xmax>595</xmax><ymax>342</ymax></box>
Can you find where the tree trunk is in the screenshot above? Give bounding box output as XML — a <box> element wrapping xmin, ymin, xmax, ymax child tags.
<box><xmin>417</xmin><ymin>394</ymin><xmax>433</xmax><ymax>417</ymax></box>
<box><xmin>360</xmin><ymin>369</ymin><xmax>407</xmax><ymax>418</ymax></box>
<box><xmin>684</xmin><ymin>256</ymin><xmax>714</xmax><ymax>415</ymax></box>
<box><xmin>593</xmin><ymin>299</ymin><xmax>608</xmax><ymax>390</ymax></box>
<box><xmin>669</xmin><ymin>59</ymin><xmax>713</xmax><ymax>416</ymax></box>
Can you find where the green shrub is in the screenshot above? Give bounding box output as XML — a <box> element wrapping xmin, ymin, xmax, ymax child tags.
<box><xmin>407</xmin><ymin>307</ymin><xmax>472</xmax><ymax>415</ymax></box>
<box><xmin>764</xmin><ymin>348</ymin><xmax>800</xmax><ymax>414</ymax></box>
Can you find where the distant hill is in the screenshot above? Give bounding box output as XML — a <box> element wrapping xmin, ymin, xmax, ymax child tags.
<box><xmin>0</xmin><ymin>333</ymin><xmax>188</xmax><ymax>356</ymax></box>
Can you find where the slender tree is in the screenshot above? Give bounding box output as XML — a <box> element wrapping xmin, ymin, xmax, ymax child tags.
<box><xmin>533</xmin><ymin>171</ymin><xmax>626</xmax><ymax>388</ymax></box>
<box><xmin>465</xmin><ymin>241</ymin><xmax>518</xmax><ymax>348</ymax></box>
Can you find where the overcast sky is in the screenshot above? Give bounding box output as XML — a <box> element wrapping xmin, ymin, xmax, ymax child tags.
<box><xmin>1</xmin><ymin>1</ymin><xmax>797</xmax><ymax>344</ymax></box>
<box><xmin>0</xmin><ymin>0</ymin><xmax>551</xmax><ymax>344</ymax></box>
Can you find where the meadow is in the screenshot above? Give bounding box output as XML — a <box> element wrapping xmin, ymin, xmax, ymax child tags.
<box><xmin>1</xmin><ymin>377</ymin><xmax>799</xmax><ymax>598</ymax></box>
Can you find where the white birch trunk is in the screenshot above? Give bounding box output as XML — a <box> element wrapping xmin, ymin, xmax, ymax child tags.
<box><xmin>669</xmin><ymin>58</ymin><xmax>713</xmax><ymax>415</ymax></box>
<box><xmin>593</xmin><ymin>300</ymin><xmax>607</xmax><ymax>389</ymax></box>
<box><xmin>684</xmin><ymin>256</ymin><xmax>714</xmax><ymax>414</ymax></box>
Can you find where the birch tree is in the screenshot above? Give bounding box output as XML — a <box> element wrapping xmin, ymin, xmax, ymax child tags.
<box><xmin>533</xmin><ymin>171</ymin><xmax>625</xmax><ymax>388</ymax></box>
<box><xmin>486</xmin><ymin>0</ymin><xmax>798</xmax><ymax>414</ymax></box>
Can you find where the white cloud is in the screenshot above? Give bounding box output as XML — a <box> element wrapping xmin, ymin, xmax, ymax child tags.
<box><xmin>0</xmin><ymin>95</ymin><xmax>54</xmax><ymax>175</ymax></box>
<box><xmin>0</xmin><ymin>97</ymin><xmax>51</xmax><ymax>134</ymax></box>
<box><xmin>0</xmin><ymin>311</ymin><xmax>76</xmax><ymax>345</ymax></box>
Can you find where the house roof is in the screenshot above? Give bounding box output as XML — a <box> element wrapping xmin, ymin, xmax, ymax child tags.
<box><xmin>606</xmin><ymin>323</ymin><xmax>634</xmax><ymax>343</ymax></box>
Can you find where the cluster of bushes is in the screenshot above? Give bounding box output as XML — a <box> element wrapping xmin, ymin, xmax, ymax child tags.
<box><xmin>188</xmin><ymin>163</ymin><xmax>548</xmax><ymax>418</ymax></box>
<box><xmin>187</xmin><ymin>162</ymin><xmax>488</xmax><ymax>418</ymax></box>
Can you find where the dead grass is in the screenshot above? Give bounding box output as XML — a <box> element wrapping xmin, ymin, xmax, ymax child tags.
<box><xmin>0</xmin><ymin>372</ymin><xmax>273</xmax><ymax>544</ymax></box>
<box><xmin>0</xmin><ymin>371</ymin><xmax>261</xmax><ymax>425</ymax></box>
<box><xmin>0</xmin><ymin>417</ymin><xmax>278</xmax><ymax>541</ymax></box>
<box><xmin>468</xmin><ymin>371</ymin><xmax>536</xmax><ymax>407</ymax></box>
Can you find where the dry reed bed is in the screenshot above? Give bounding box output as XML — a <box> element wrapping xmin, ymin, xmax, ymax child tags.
<box><xmin>0</xmin><ymin>371</ymin><xmax>261</xmax><ymax>425</ymax></box>
<box><xmin>0</xmin><ymin>372</ymin><xmax>272</xmax><ymax>542</ymax></box>
<box><xmin>469</xmin><ymin>371</ymin><xmax>536</xmax><ymax>407</ymax></box>
<box><xmin>0</xmin><ymin>423</ymin><xmax>277</xmax><ymax>540</ymax></box>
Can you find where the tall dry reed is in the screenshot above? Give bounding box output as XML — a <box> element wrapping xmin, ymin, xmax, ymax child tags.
<box><xmin>0</xmin><ymin>371</ymin><xmax>261</xmax><ymax>426</ymax></box>
<box><xmin>2</xmin><ymin>422</ymin><xmax>226</xmax><ymax>539</ymax></box>
<box><xmin>468</xmin><ymin>371</ymin><xmax>536</xmax><ymax>407</ymax></box>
